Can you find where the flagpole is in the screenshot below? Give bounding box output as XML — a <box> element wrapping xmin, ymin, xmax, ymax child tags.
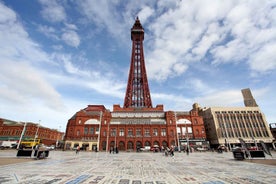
<box><xmin>174</xmin><ymin>112</ymin><xmax>180</xmax><ymax>152</ymax></box>
<box><xmin>106</xmin><ymin>119</ymin><xmax>110</xmax><ymax>153</ymax></box>
<box><xmin>17</xmin><ymin>122</ymin><xmax>27</xmax><ymax>149</ymax></box>
<box><xmin>97</xmin><ymin>111</ymin><xmax>102</xmax><ymax>151</ymax></box>
<box><xmin>32</xmin><ymin>120</ymin><xmax>40</xmax><ymax>149</ymax></box>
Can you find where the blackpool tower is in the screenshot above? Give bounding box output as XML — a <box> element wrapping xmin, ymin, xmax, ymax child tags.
<box><xmin>123</xmin><ymin>17</ymin><xmax>153</xmax><ymax>108</ymax></box>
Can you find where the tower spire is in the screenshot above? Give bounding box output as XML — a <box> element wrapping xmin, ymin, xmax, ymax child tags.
<box><xmin>123</xmin><ymin>18</ymin><xmax>152</xmax><ymax>108</ymax></box>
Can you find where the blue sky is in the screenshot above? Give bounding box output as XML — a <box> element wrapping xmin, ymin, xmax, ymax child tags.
<box><xmin>0</xmin><ymin>0</ymin><xmax>275</xmax><ymax>132</ymax></box>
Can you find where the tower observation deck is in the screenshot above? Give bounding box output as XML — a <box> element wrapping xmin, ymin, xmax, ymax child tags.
<box><xmin>123</xmin><ymin>17</ymin><xmax>153</xmax><ymax>108</ymax></box>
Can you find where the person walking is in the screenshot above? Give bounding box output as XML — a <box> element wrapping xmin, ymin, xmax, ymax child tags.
<box><xmin>170</xmin><ymin>146</ymin><xmax>174</xmax><ymax>157</ymax></box>
<box><xmin>76</xmin><ymin>145</ymin><xmax>80</xmax><ymax>154</ymax></box>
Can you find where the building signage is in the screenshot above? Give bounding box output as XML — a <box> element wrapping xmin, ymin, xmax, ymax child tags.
<box><xmin>179</xmin><ymin>138</ymin><xmax>206</xmax><ymax>142</ymax></box>
<box><xmin>111</xmin><ymin>119</ymin><xmax>166</xmax><ymax>125</ymax></box>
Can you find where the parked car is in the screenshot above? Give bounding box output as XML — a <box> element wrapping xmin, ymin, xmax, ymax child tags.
<box><xmin>140</xmin><ymin>146</ymin><xmax>150</xmax><ymax>152</ymax></box>
<box><xmin>196</xmin><ymin>147</ymin><xmax>208</xmax><ymax>152</ymax></box>
<box><xmin>46</xmin><ymin>145</ymin><xmax>55</xmax><ymax>150</ymax></box>
<box><xmin>0</xmin><ymin>141</ymin><xmax>18</xmax><ymax>149</ymax></box>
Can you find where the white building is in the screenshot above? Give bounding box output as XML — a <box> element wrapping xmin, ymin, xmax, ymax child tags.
<box><xmin>200</xmin><ymin>106</ymin><xmax>273</xmax><ymax>149</ymax></box>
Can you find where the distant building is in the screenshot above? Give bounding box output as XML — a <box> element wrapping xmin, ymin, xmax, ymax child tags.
<box><xmin>200</xmin><ymin>89</ymin><xmax>273</xmax><ymax>149</ymax></box>
<box><xmin>242</xmin><ymin>88</ymin><xmax>258</xmax><ymax>107</ymax></box>
<box><xmin>269</xmin><ymin>123</ymin><xmax>276</xmax><ymax>149</ymax></box>
<box><xmin>0</xmin><ymin>118</ymin><xmax>64</xmax><ymax>147</ymax></box>
<box><xmin>64</xmin><ymin>18</ymin><xmax>207</xmax><ymax>152</ymax></box>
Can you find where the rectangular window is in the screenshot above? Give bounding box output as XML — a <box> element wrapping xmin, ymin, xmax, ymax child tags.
<box><xmin>119</xmin><ymin>128</ymin><xmax>124</xmax><ymax>136</ymax></box>
<box><xmin>90</xmin><ymin>127</ymin><xmax>94</xmax><ymax>135</ymax></box>
<box><xmin>170</xmin><ymin>130</ymin><xmax>174</xmax><ymax>136</ymax></box>
<box><xmin>144</xmin><ymin>128</ymin><xmax>150</xmax><ymax>137</ymax></box>
<box><xmin>153</xmin><ymin>128</ymin><xmax>158</xmax><ymax>136</ymax></box>
<box><xmin>128</xmin><ymin>128</ymin><xmax>133</xmax><ymax>136</ymax></box>
<box><xmin>84</xmin><ymin>127</ymin><xmax>88</xmax><ymax>135</ymax></box>
<box><xmin>161</xmin><ymin>129</ymin><xmax>166</xmax><ymax>136</ymax></box>
<box><xmin>111</xmin><ymin>128</ymin><xmax>116</xmax><ymax>137</ymax></box>
<box><xmin>136</xmin><ymin>128</ymin><xmax>141</xmax><ymax>137</ymax></box>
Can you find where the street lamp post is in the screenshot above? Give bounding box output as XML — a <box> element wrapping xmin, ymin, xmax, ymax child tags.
<box><xmin>185</xmin><ymin>120</ymin><xmax>189</xmax><ymax>152</ymax></box>
<box><xmin>17</xmin><ymin>122</ymin><xmax>27</xmax><ymax>149</ymax></box>
<box><xmin>174</xmin><ymin>112</ymin><xmax>180</xmax><ymax>152</ymax></box>
<box><xmin>31</xmin><ymin>120</ymin><xmax>40</xmax><ymax>158</ymax></box>
<box><xmin>115</xmin><ymin>128</ymin><xmax>117</xmax><ymax>149</ymax></box>
<box><xmin>106</xmin><ymin>120</ymin><xmax>110</xmax><ymax>153</ymax></box>
<box><xmin>32</xmin><ymin>120</ymin><xmax>40</xmax><ymax>149</ymax></box>
<box><xmin>97</xmin><ymin>111</ymin><xmax>102</xmax><ymax>152</ymax></box>
<box><xmin>56</xmin><ymin>125</ymin><xmax>61</xmax><ymax>149</ymax></box>
<box><xmin>222</xmin><ymin>120</ymin><xmax>231</xmax><ymax>150</ymax></box>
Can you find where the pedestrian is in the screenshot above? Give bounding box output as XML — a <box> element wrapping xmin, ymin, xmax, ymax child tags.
<box><xmin>170</xmin><ymin>146</ymin><xmax>174</xmax><ymax>157</ymax></box>
<box><xmin>164</xmin><ymin>149</ymin><xmax>167</xmax><ymax>156</ymax></box>
<box><xmin>76</xmin><ymin>145</ymin><xmax>80</xmax><ymax>154</ymax></box>
<box><xmin>186</xmin><ymin>146</ymin><xmax>189</xmax><ymax>155</ymax></box>
<box><xmin>165</xmin><ymin>147</ymin><xmax>169</xmax><ymax>156</ymax></box>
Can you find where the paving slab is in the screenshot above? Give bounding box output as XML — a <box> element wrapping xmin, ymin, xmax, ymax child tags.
<box><xmin>0</xmin><ymin>150</ymin><xmax>275</xmax><ymax>184</ymax></box>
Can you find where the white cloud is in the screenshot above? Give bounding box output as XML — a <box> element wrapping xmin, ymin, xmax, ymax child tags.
<box><xmin>0</xmin><ymin>2</ymin><xmax>17</xmax><ymax>23</ymax></box>
<box><xmin>137</xmin><ymin>6</ymin><xmax>154</xmax><ymax>23</ymax></box>
<box><xmin>0</xmin><ymin>61</ymin><xmax>64</xmax><ymax>110</ymax></box>
<box><xmin>77</xmin><ymin>0</ymin><xmax>138</xmax><ymax>43</ymax></box>
<box><xmin>249</xmin><ymin>42</ymin><xmax>276</xmax><ymax>72</ymax></box>
<box><xmin>37</xmin><ymin>25</ymin><xmax>59</xmax><ymax>40</ymax></box>
<box><xmin>61</xmin><ymin>30</ymin><xmax>80</xmax><ymax>47</ymax></box>
<box><xmin>0</xmin><ymin>4</ymin><xmax>50</xmax><ymax>64</ymax></box>
<box><xmin>211</xmin><ymin>39</ymin><xmax>248</xmax><ymax>64</ymax></box>
<box><xmin>37</xmin><ymin>21</ymin><xmax>81</xmax><ymax>48</ymax></box>
<box><xmin>38</xmin><ymin>1</ymin><xmax>81</xmax><ymax>48</ymax></box>
<box><xmin>64</xmin><ymin>23</ymin><xmax>78</xmax><ymax>30</ymax></box>
<box><xmin>142</xmin><ymin>0</ymin><xmax>276</xmax><ymax>81</ymax></box>
<box><xmin>185</xmin><ymin>78</ymin><xmax>214</xmax><ymax>95</ymax></box>
<box><xmin>195</xmin><ymin>90</ymin><xmax>243</xmax><ymax>107</ymax></box>
<box><xmin>192</xmin><ymin>33</ymin><xmax>220</xmax><ymax>57</ymax></box>
<box><xmin>39</xmin><ymin>0</ymin><xmax>66</xmax><ymax>22</ymax></box>
<box><xmin>0</xmin><ymin>3</ymin><xmax>64</xmax><ymax>112</ymax></box>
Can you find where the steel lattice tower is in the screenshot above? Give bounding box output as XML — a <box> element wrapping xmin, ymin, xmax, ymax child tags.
<box><xmin>123</xmin><ymin>17</ymin><xmax>152</xmax><ymax>108</ymax></box>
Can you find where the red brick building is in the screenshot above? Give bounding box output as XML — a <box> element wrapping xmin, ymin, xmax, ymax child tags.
<box><xmin>0</xmin><ymin>118</ymin><xmax>64</xmax><ymax>147</ymax></box>
<box><xmin>64</xmin><ymin>18</ymin><xmax>207</xmax><ymax>151</ymax></box>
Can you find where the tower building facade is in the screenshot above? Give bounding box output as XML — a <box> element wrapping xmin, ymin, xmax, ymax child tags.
<box><xmin>63</xmin><ymin>18</ymin><xmax>207</xmax><ymax>151</ymax></box>
<box><xmin>124</xmin><ymin>17</ymin><xmax>152</xmax><ymax>108</ymax></box>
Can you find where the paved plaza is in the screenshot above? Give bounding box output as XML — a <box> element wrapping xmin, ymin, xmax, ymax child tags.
<box><xmin>0</xmin><ymin>150</ymin><xmax>275</xmax><ymax>184</ymax></box>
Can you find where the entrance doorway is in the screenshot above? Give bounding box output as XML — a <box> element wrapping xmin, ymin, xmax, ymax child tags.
<box><xmin>92</xmin><ymin>144</ymin><xmax>97</xmax><ymax>152</ymax></box>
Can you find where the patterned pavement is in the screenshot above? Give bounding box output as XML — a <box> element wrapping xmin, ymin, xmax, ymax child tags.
<box><xmin>0</xmin><ymin>150</ymin><xmax>275</xmax><ymax>184</ymax></box>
